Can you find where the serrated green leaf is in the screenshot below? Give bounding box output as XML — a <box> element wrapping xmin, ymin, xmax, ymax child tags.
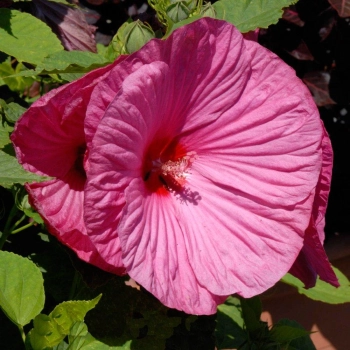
<box><xmin>50</xmin><ymin>295</ymin><xmax>102</xmax><ymax>335</ymax></box>
<box><xmin>29</xmin><ymin>296</ymin><xmax>102</xmax><ymax>350</ymax></box>
<box><xmin>213</xmin><ymin>0</ymin><xmax>297</xmax><ymax>33</ymax></box>
<box><xmin>29</xmin><ymin>318</ymin><xmax>63</xmax><ymax>350</ymax></box>
<box><xmin>0</xmin><ymin>126</ymin><xmax>11</xmax><ymax>148</ymax></box>
<box><xmin>3</xmin><ymin>102</ymin><xmax>26</xmax><ymax>123</ymax></box>
<box><xmin>0</xmin><ymin>251</ymin><xmax>44</xmax><ymax>326</ymax></box>
<box><xmin>281</xmin><ymin>266</ymin><xmax>350</xmax><ymax>304</ymax></box>
<box><xmin>36</xmin><ymin>50</ymin><xmax>108</xmax><ymax>74</ymax></box>
<box><xmin>0</xmin><ymin>9</ymin><xmax>63</xmax><ymax>65</ymax></box>
<box><xmin>58</xmin><ymin>73</ymin><xmax>85</xmax><ymax>82</ymax></box>
<box><xmin>0</xmin><ymin>150</ymin><xmax>49</xmax><ymax>188</ymax></box>
<box><xmin>10</xmin><ymin>51</ymin><xmax>108</xmax><ymax>80</ymax></box>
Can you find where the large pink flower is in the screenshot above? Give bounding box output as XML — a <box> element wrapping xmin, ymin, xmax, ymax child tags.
<box><xmin>83</xmin><ymin>18</ymin><xmax>338</xmax><ymax>314</ymax></box>
<box><xmin>11</xmin><ymin>59</ymin><xmax>126</xmax><ymax>275</ymax></box>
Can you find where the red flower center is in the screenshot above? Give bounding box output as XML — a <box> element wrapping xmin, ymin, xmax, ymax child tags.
<box><xmin>74</xmin><ymin>145</ymin><xmax>88</xmax><ymax>179</ymax></box>
<box><xmin>142</xmin><ymin>138</ymin><xmax>195</xmax><ymax>195</ymax></box>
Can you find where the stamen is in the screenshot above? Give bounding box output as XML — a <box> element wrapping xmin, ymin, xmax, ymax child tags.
<box><xmin>143</xmin><ymin>143</ymin><xmax>197</xmax><ymax>194</ymax></box>
<box><xmin>159</xmin><ymin>151</ymin><xmax>197</xmax><ymax>189</ymax></box>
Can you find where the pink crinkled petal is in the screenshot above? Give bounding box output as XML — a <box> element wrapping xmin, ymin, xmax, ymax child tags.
<box><xmin>179</xmin><ymin>39</ymin><xmax>324</xmax><ymax>208</ymax></box>
<box><xmin>11</xmin><ymin>61</ymin><xmax>119</xmax><ymax>178</ymax></box>
<box><xmin>11</xmin><ymin>60</ymin><xmax>125</xmax><ymax>273</ymax></box>
<box><xmin>289</xmin><ymin>126</ymin><xmax>338</xmax><ymax>287</ymax></box>
<box><xmin>120</xmin><ymin>178</ymin><xmax>229</xmax><ymax>314</ymax></box>
<box><xmin>26</xmin><ymin>173</ymin><xmax>123</xmax><ymax>274</ymax></box>
<box><xmin>312</xmin><ymin>125</ymin><xmax>333</xmax><ymax>243</ymax></box>
<box><xmin>85</xmin><ymin>62</ymin><xmax>171</xmax><ymax>267</ymax></box>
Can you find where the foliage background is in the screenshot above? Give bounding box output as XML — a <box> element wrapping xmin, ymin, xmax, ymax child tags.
<box><xmin>1</xmin><ymin>0</ymin><xmax>350</xmax><ymax>349</ymax></box>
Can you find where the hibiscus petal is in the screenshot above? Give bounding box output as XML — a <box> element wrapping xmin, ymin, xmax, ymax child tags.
<box><xmin>120</xmin><ymin>178</ymin><xmax>229</xmax><ymax>314</ymax></box>
<box><xmin>178</xmin><ymin>40</ymin><xmax>323</xmax><ymax>208</ymax></box>
<box><xmin>289</xmin><ymin>126</ymin><xmax>338</xmax><ymax>287</ymax></box>
<box><xmin>11</xmin><ymin>59</ymin><xmax>124</xmax><ymax>273</ymax></box>
<box><xmin>85</xmin><ymin>61</ymin><xmax>171</xmax><ymax>266</ymax></box>
<box><xmin>11</xmin><ymin>62</ymin><xmax>118</xmax><ymax>178</ymax></box>
<box><xmin>27</xmin><ymin>172</ymin><xmax>123</xmax><ymax>274</ymax></box>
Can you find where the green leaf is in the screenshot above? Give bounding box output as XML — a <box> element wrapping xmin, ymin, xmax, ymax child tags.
<box><xmin>21</xmin><ymin>195</ymin><xmax>44</xmax><ymax>224</ymax></box>
<box><xmin>36</xmin><ymin>50</ymin><xmax>108</xmax><ymax>74</ymax></box>
<box><xmin>240</xmin><ymin>296</ymin><xmax>262</xmax><ymax>332</ymax></box>
<box><xmin>281</xmin><ymin>266</ymin><xmax>350</xmax><ymax>304</ymax></box>
<box><xmin>0</xmin><ymin>150</ymin><xmax>48</xmax><ymax>188</ymax></box>
<box><xmin>29</xmin><ymin>295</ymin><xmax>102</xmax><ymax>350</ymax></box>
<box><xmin>68</xmin><ymin>322</ymin><xmax>109</xmax><ymax>349</ymax></box>
<box><xmin>270</xmin><ymin>324</ymin><xmax>310</xmax><ymax>343</ymax></box>
<box><xmin>0</xmin><ymin>59</ymin><xmax>14</xmax><ymax>88</ymax></box>
<box><xmin>30</xmin><ymin>314</ymin><xmax>64</xmax><ymax>349</ymax></box>
<box><xmin>216</xmin><ymin>296</ymin><xmax>248</xmax><ymax>349</ymax></box>
<box><xmin>213</xmin><ymin>0</ymin><xmax>297</xmax><ymax>33</ymax></box>
<box><xmin>0</xmin><ymin>251</ymin><xmax>45</xmax><ymax>326</ymax></box>
<box><xmin>50</xmin><ymin>295</ymin><xmax>102</xmax><ymax>335</ymax></box>
<box><xmin>66</xmin><ymin>321</ymin><xmax>134</xmax><ymax>349</ymax></box>
<box><xmin>0</xmin><ymin>9</ymin><xmax>63</xmax><ymax>65</ymax></box>
<box><xmin>3</xmin><ymin>102</ymin><xmax>26</xmax><ymax>123</ymax></box>
<box><xmin>0</xmin><ymin>125</ymin><xmax>11</xmax><ymax>148</ymax></box>
<box><xmin>271</xmin><ymin>319</ymin><xmax>316</xmax><ymax>349</ymax></box>
<box><xmin>0</xmin><ymin>59</ymin><xmax>35</xmax><ymax>93</ymax></box>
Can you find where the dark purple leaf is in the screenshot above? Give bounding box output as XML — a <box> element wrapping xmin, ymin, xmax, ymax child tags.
<box><xmin>319</xmin><ymin>16</ymin><xmax>336</xmax><ymax>41</ymax></box>
<box><xmin>282</xmin><ymin>8</ymin><xmax>305</xmax><ymax>27</ymax></box>
<box><xmin>328</xmin><ymin>0</ymin><xmax>350</xmax><ymax>17</ymax></box>
<box><xmin>288</xmin><ymin>41</ymin><xmax>314</xmax><ymax>61</ymax></box>
<box><xmin>303</xmin><ymin>71</ymin><xmax>336</xmax><ymax>107</ymax></box>
<box><xmin>33</xmin><ymin>0</ymin><xmax>97</xmax><ymax>52</ymax></box>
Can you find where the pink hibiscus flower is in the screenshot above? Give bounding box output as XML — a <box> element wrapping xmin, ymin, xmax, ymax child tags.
<box><xmin>83</xmin><ymin>18</ymin><xmax>338</xmax><ymax>314</ymax></box>
<box><xmin>11</xmin><ymin>59</ymin><xmax>126</xmax><ymax>275</ymax></box>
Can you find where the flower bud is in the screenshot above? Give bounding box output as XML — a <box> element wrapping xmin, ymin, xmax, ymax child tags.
<box><xmin>106</xmin><ymin>20</ymin><xmax>155</xmax><ymax>59</ymax></box>
<box><xmin>166</xmin><ymin>2</ymin><xmax>190</xmax><ymax>23</ymax></box>
<box><xmin>200</xmin><ymin>2</ymin><xmax>216</xmax><ymax>18</ymax></box>
<box><xmin>123</xmin><ymin>20</ymin><xmax>156</xmax><ymax>54</ymax></box>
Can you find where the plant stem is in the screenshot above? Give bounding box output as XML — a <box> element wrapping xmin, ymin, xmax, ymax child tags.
<box><xmin>9</xmin><ymin>214</ymin><xmax>26</xmax><ymax>233</ymax></box>
<box><xmin>0</xmin><ymin>204</ymin><xmax>18</xmax><ymax>249</ymax></box>
<box><xmin>18</xmin><ymin>325</ymin><xmax>26</xmax><ymax>343</ymax></box>
<box><xmin>11</xmin><ymin>221</ymin><xmax>35</xmax><ymax>234</ymax></box>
